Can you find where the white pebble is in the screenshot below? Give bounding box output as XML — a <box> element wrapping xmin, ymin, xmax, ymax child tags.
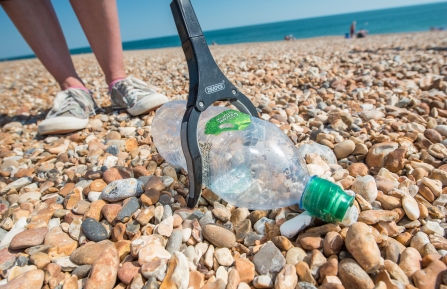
<box><xmin>280</xmin><ymin>211</ymin><xmax>313</xmax><ymax>238</ymax></box>
<box><xmin>214</xmin><ymin>248</ymin><xmax>234</xmax><ymax>266</ymax></box>
<box><xmin>216</xmin><ymin>266</ymin><xmax>228</xmax><ymax>284</ymax></box>
<box><xmin>422</xmin><ymin>221</ymin><xmax>445</xmax><ymax>236</ymax></box>
<box><xmin>351</xmin><ymin>175</ymin><xmax>377</xmax><ymax>203</ymax></box>
<box><xmin>402</xmin><ymin>195</ymin><xmax>420</xmax><ymax>221</ymax></box>
<box><xmin>181</xmin><ymin>228</ymin><xmax>191</xmax><ymax>242</ymax></box>
<box><xmin>0</xmin><ymin>217</ymin><xmax>27</xmax><ymax>247</ymax></box>
<box><xmin>253</xmin><ymin>275</ymin><xmax>273</xmax><ymax>289</ymax></box>
<box><xmin>88</xmin><ymin>191</ymin><xmax>101</xmax><ymax>202</ymax></box>
<box><xmin>204</xmin><ymin>245</ymin><xmax>214</xmax><ymax>269</ymax></box>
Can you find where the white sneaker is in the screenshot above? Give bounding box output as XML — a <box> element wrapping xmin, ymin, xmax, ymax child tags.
<box><xmin>109</xmin><ymin>76</ymin><xmax>168</xmax><ymax>116</ymax></box>
<box><xmin>38</xmin><ymin>88</ymin><xmax>96</xmax><ymax>135</ymax></box>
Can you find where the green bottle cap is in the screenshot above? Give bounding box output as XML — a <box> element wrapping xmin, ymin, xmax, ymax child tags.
<box><xmin>300</xmin><ymin>176</ymin><xmax>354</xmax><ymax>223</ymax></box>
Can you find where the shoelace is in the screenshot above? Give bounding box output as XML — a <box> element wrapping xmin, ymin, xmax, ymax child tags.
<box><xmin>116</xmin><ymin>77</ymin><xmax>156</xmax><ymax>106</ymax></box>
<box><xmin>47</xmin><ymin>89</ymin><xmax>94</xmax><ymax>119</ymax></box>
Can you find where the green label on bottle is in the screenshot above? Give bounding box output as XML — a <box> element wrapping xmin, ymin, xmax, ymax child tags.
<box><xmin>205</xmin><ymin>110</ymin><xmax>251</xmax><ymax>135</ymax></box>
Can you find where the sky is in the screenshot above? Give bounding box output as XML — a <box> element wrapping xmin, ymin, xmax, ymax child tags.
<box><xmin>1</xmin><ymin>0</ymin><xmax>446</xmax><ymax>59</ymax></box>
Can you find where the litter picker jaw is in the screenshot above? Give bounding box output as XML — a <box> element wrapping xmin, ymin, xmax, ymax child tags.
<box><xmin>170</xmin><ymin>0</ymin><xmax>259</xmax><ymax>208</ymax></box>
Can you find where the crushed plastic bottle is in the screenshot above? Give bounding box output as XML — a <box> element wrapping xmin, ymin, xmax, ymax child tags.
<box><xmin>152</xmin><ymin>100</ymin><xmax>354</xmax><ymax>223</ymax></box>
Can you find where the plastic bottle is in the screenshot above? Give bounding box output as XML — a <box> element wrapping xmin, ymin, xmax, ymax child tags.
<box><xmin>152</xmin><ymin>100</ymin><xmax>353</xmax><ymax>222</ymax></box>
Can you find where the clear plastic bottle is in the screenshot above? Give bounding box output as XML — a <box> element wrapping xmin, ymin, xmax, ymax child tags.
<box><xmin>152</xmin><ymin>100</ymin><xmax>353</xmax><ymax>222</ymax></box>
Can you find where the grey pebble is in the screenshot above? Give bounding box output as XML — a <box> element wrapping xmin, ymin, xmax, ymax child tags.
<box><xmin>199</xmin><ymin>211</ymin><xmax>215</xmax><ymax>228</ymax></box>
<box><xmin>126</xmin><ymin>220</ymin><xmax>140</xmax><ymax>236</ymax></box>
<box><xmin>252</xmin><ymin>241</ymin><xmax>285</xmax><ymax>275</ymax></box>
<box><xmin>81</xmin><ymin>218</ymin><xmax>108</xmax><ymax>242</ymax></box>
<box><xmin>165</xmin><ymin>230</ymin><xmax>183</xmax><ymax>254</ymax></box>
<box><xmin>159</xmin><ymin>194</ymin><xmax>172</xmax><ymax>206</ymax></box>
<box><xmin>116</xmin><ymin>197</ymin><xmax>139</xmax><ymax>222</ymax></box>
<box><xmin>162</xmin><ymin>176</ymin><xmax>174</xmax><ymax>187</ymax></box>
<box><xmin>16</xmin><ymin>256</ymin><xmax>29</xmax><ymax>266</ymax></box>
<box><xmin>187</xmin><ymin>210</ymin><xmax>204</xmax><ymax>221</ymax></box>
<box><xmin>105</xmin><ymin>145</ymin><xmax>119</xmax><ymax>156</ymax></box>
<box><xmin>100</xmin><ymin>178</ymin><xmax>140</xmax><ymax>202</ymax></box>
<box><xmin>162</xmin><ymin>205</ymin><xmax>172</xmax><ymax>220</ymax></box>
<box><xmin>75</xmin><ymin>180</ymin><xmax>92</xmax><ymax>189</ymax></box>
<box><xmin>244</xmin><ymin>231</ymin><xmax>261</xmax><ymax>246</ymax></box>
<box><xmin>55</xmin><ymin>196</ymin><xmax>64</xmax><ymax>204</ymax></box>
<box><xmin>72</xmin><ymin>264</ymin><xmax>92</xmax><ymax>279</ymax></box>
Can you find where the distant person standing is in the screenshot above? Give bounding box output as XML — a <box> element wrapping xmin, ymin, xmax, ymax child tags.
<box><xmin>350</xmin><ymin>21</ymin><xmax>356</xmax><ymax>38</ymax></box>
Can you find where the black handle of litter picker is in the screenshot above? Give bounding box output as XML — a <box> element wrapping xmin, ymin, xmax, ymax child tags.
<box><xmin>170</xmin><ymin>0</ymin><xmax>259</xmax><ymax>208</ymax></box>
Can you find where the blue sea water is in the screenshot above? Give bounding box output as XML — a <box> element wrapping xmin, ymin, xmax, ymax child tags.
<box><xmin>3</xmin><ymin>2</ymin><xmax>447</xmax><ymax>61</ymax></box>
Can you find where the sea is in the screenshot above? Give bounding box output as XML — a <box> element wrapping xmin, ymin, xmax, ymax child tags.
<box><xmin>3</xmin><ymin>2</ymin><xmax>447</xmax><ymax>61</ymax></box>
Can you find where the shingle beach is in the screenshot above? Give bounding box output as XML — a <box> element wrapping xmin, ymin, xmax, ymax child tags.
<box><xmin>0</xmin><ymin>31</ymin><xmax>447</xmax><ymax>289</ymax></box>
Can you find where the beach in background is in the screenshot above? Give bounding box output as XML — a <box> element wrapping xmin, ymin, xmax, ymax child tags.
<box><xmin>1</xmin><ymin>1</ymin><xmax>446</xmax><ymax>61</ymax></box>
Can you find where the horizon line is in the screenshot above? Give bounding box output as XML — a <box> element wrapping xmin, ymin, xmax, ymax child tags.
<box><xmin>1</xmin><ymin>1</ymin><xmax>445</xmax><ymax>62</ymax></box>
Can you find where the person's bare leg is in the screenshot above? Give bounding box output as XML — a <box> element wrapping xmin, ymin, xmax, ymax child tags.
<box><xmin>70</xmin><ymin>0</ymin><xmax>126</xmax><ymax>86</ymax></box>
<box><xmin>1</xmin><ymin>0</ymin><xmax>84</xmax><ymax>90</ymax></box>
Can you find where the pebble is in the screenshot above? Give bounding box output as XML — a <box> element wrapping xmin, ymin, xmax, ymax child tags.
<box><xmin>142</xmin><ymin>258</ymin><xmax>168</xmax><ymax>281</ymax></box>
<box><xmin>413</xmin><ymin>259</ymin><xmax>446</xmax><ymax>289</ymax></box>
<box><xmin>345</xmin><ymin>222</ymin><xmax>381</xmax><ymax>273</ymax></box>
<box><xmin>280</xmin><ymin>211</ymin><xmax>313</xmax><ymax>238</ymax></box>
<box><xmin>253</xmin><ymin>241</ymin><xmax>286</xmax><ymax>275</ymax></box>
<box><xmin>115</xmin><ymin>197</ymin><xmax>139</xmax><ymax>223</ymax></box>
<box><xmin>44</xmin><ymin>227</ymin><xmax>78</xmax><ymax>260</ymax></box>
<box><xmin>338</xmin><ymin>258</ymin><xmax>374</xmax><ymax>289</ymax></box>
<box><xmin>138</xmin><ymin>244</ymin><xmax>171</xmax><ymax>265</ymax></box>
<box><xmin>402</xmin><ymin>195</ymin><xmax>420</xmax><ymax>221</ymax></box>
<box><xmin>68</xmin><ymin>218</ymin><xmax>82</xmax><ymax>241</ymax></box>
<box><xmin>333</xmin><ymin>140</ymin><xmax>355</xmax><ymax>159</ymax></box>
<box><xmin>202</xmin><ymin>224</ymin><xmax>236</xmax><ymax>248</ymax></box>
<box><xmin>0</xmin><ymin>177</ymin><xmax>31</xmax><ymax>194</ymax></box>
<box><xmin>81</xmin><ymin>218</ymin><xmax>109</xmax><ymax>242</ymax></box>
<box><xmin>216</xmin><ymin>266</ymin><xmax>228</xmax><ymax>284</ymax></box>
<box><xmin>275</xmin><ymin>264</ymin><xmax>298</xmax><ymax>289</ymax></box>
<box><xmin>160</xmin><ymin>251</ymin><xmax>189</xmax><ymax>289</ymax></box>
<box><xmin>72</xmin><ymin>264</ymin><xmax>92</xmax><ymax>279</ymax></box>
<box><xmin>253</xmin><ymin>275</ymin><xmax>273</xmax><ymax>289</ymax></box>
<box><xmin>235</xmin><ymin>257</ymin><xmax>255</xmax><ymax>283</ymax></box>
<box><xmin>166</xmin><ymin>230</ymin><xmax>183</xmax><ymax>254</ymax></box>
<box><xmin>286</xmin><ymin>247</ymin><xmax>307</xmax><ymax>265</ymax></box>
<box><xmin>0</xmin><ymin>269</ymin><xmax>44</xmax><ymax>288</ymax></box>
<box><xmin>323</xmin><ymin>232</ymin><xmax>343</xmax><ymax>257</ymax></box>
<box><xmin>9</xmin><ymin>227</ymin><xmax>48</xmax><ymax>250</ymax></box>
<box><xmin>52</xmin><ymin>256</ymin><xmax>78</xmax><ymax>271</ymax></box>
<box><xmin>227</xmin><ymin>269</ymin><xmax>240</xmax><ymax>289</ymax></box>
<box><xmin>84</xmin><ymin>244</ymin><xmax>119</xmax><ymax>289</ymax></box>
<box><xmin>0</xmin><ymin>217</ymin><xmax>28</xmax><ymax>247</ymax></box>
<box><xmin>399</xmin><ymin>247</ymin><xmax>422</xmax><ymax>277</ymax></box>
<box><xmin>100</xmin><ymin>178</ymin><xmax>143</xmax><ymax>202</ymax></box>
<box><xmin>350</xmin><ymin>175</ymin><xmax>377</xmax><ymax>203</ymax></box>
<box><xmin>435</xmin><ymin>125</ymin><xmax>447</xmax><ymax>137</ymax></box>
<box><xmin>157</xmin><ymin>216</ymin><xmax>174</xmax><ymax>237</ymax></box>
<box><xmin>215</xmin><ymin>248</ymin><xmax>234</xmax><ymax>266</ymax></box>
<box><xmin>118</xmin><ymin>261</ymin><xmax>140</xmax><ymax>285</ymax></box>
<box><xmin>365</xmin><ymin>142</ymin><xmax>399</xmax><ymax>169</ymax></box>
<box><xmin>295</xmin><ymin>262</ymin><xmax>317</xmax><ymax>286</ymax></box>
<box><xmin>254</xmin><ymin>217</ymin><xmax>275</xmax><ymax>235</ymax></box>
<box><xmin>70</xmin><ymin>240</ymin><xmax>111</xmax><ymax>265</ymax></box>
